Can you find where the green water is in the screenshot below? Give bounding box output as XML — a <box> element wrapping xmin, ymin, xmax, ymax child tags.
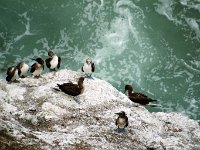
<box><xmin>0</xmin><ymin>0</ymin><xmax>200</xmax><ymax>120</ymax></box>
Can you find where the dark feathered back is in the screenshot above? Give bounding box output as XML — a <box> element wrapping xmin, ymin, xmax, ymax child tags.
<box><xmin>57</xmin><ymin>57</ymin><xmax>61</xmax><ymax>69</ymax></box>
<box><xmin>125</xmin><ymin>84</ymin><xmax>157</xmax><ymax>105</ymax></box>
<box><xmin>91</xmin><ymin>63</ymin><xmax>95</xmax><ymax>72</ymax></box>
<box><xmin>30</xmin><ymin>63</ymin><xmax>37</xmax><ymax>73</ymax></box>
<box><xmin>57</xmin><ymin>83</ymin><xmax>81</xmax><ymax>96</ymax></box>
<box><xmin>56</xmin><ymin>77</ymin><xmax>85</xmax><ymax>96</ymax></box>
<box><xmin>45</xmin><ymin>58</ymin><xmax>51</xmax><ymax>69</ymax></box>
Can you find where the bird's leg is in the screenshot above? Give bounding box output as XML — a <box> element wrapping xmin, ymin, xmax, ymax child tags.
<box><xmin>52</xmin><ymin>87</ymin><xmax>60</xmax><ymax>92</ymax></box>
<box><xmin>85</xmin><ymin>74</ymin><xmax>94</xmax><ymax>79</ymax></box>
<box><xmin>73</xmin><ymin>96</ymin><xmax>81</xmax><ymax>104</ymax></box>
<box><xmin>117</xmin><ymin>127</ymin><xmax>120</xmax><ymax>133</ymax></box>
<box><xmin>88</xmin><ymin>74</ymin><xmax>94</xmax><ymax>79</ymax></box>
<box><xmin>34</xmin><ymin>75</ymin><xmax>40</xmax><ymax>79</ymax></box>
<box><xmin>50</xmin><ymin>68</ymin><xmax>56</xmax><ymax>72</ymax></box>
<box><xmin>21</xmin><ymin>75</ymin><xmax>26</xmax><ymax>78</ymax></box>
<box><xmin>116</xmin><ymin>127</ymin><xmax>125</xmax><ymax>133</ymax></box>
<box><xmin>83</xmin><ymin>73</ymin><xmax>88</xmax><ymax>78</ymax></box>
<box><xmin>13</xmin><ymin>80</ymin><xmax>20</xmax><ymax>83</ymax></box>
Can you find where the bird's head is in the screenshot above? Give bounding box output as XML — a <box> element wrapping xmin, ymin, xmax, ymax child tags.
<box><xmin>48</xmin><ymin>50</ymin><xmax>55</xmax><ymax>57</ymax></box>
<box><xmin>115</xmin><ymin>111</ymin><xmax>126</xmax><ymax>117</ymax></box>
<box><xmin>32</xmin><ymin>58</ymin><xmax>44</xmax><ymax>65</ymax></box>
<box><xmin>86</xmin><ymin>58</ymin><xmax>92</xmax><ymax>65</ymax></box>
<box><xmin>124</xmin><ymin>84</ymin><xmax>133</xmax><ymax>93</ymax></box>
<box><xmin>78</xmin><ymin>77</ymin><xmax>85</xmax><ymax>83</ymax></box>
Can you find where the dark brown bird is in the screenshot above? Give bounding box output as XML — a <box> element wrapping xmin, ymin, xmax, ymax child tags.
<box><xmin>124</xmin><ymin>84</ymin><xmax>158</xmax><ymax>106</ymax></box>
<box><xmin>53</xmin><ymin>77</ymin><xmax>85</xmax><ymax>103</ymax></box>
<box><xmin>115</xmin><ymin>111</ymin><xmax>128</xmax><ymax>133</ymax></box>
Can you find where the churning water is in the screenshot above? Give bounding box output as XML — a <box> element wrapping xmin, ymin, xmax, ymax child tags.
<box><xmin>0</xmin><ymin>0</ymin><xmax>200</xmax><ymax>120</ymax></box>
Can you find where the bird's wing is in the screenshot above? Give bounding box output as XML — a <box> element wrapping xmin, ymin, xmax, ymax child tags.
<box><xmin>62</xmin><ymin>82</ymin><xmax>75</xmax><ymax>86</ymax></box>
<box><xmin>81</xmin><ymin>64</ymin><xmax>84</xmax><ymax>72</ymax></box>
<box><xmin>115</xmin><ymin>117</ymin><xmax>119</xmax><ymax>126</ymax></box>
<box><xmin>45</xmin><ymin>58</ymin><xmax>51</xmax><ymax>68</ymax></box>
<box><xmin>91</xmin><ymin>63</ymin><xmax>95</xmax><ymax>72</ymax></box>
<box><xmin>16</xmin><ymin>63</ymin><xmax>23</xmax><ymax>69</ymax></box>
<box><xmin>134</xmin><ymin>92</ymin><xmax>148</xmax><ymax>98</ymax></box>
<box><xmin>57</xmin><ymin>56</ymin><xmax>61</xmax><ymax>69</ymax></box>
<box><xmin>6</xmin><ymin>75</ymin><xmax>12</xmax><ymax>82</ymax></box>
<box><xmin>133</xmin><ymin>93</ymin><xmax>157</xmax><ymax>102</ymax></box>
<box><xmin>16</xmin><ymin>63</ymin><xmax>22</xmax><ymax>76</ymax></box>
<box><xmin>30</xmin><ymin>63</ymin><xmax>37</xmax><ymax>73</ymax></box>
<box><xmin>125</xmin><ymin>116</ymin><xmax>128</xmax><ymax>127</ymax></box>
<box><xmin>129</xmin><ymin>97</ymin><xmax>152</xmax><ymax>105</ymax></box>
<box><xmin>58</xmin><ymin>84</ymin><xmax>81</xmax><ymax>96</ymax></box>
<box><xmin>6</xmin><ymin>67</ymin><xmax>16</xmax><ymax>81</ymax></box>
<box><xmin>7</xmin><ymin>67</ymin><xmax>14</xmax><ymax>75</ymax></box>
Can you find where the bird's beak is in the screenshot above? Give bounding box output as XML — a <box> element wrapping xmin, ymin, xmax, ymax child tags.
<box><xmin>115</xmin><ymin>112</ymin><xmax>120</xmax><ymax>115</ymax></box>
<box><xmin>31</xmin><ymin>58</ymin><xmax>36</xmax><ymax>61</ymax></box>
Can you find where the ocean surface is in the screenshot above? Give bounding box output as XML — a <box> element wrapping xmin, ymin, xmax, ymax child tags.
<box><xmin>0</xmin><ymin>0</ymin><xmax>200</xmax><ymax>120</ymax></box>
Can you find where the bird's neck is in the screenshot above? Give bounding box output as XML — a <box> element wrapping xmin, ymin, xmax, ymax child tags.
<box><xmin>128</xmin><ymin>90</ymin><xmax>133</xmax><ymax>96</ymax></box>
<box><xmin>52</xmin><ymin>55</ymin><xmax>58</xmax><ymax>60</ymax></box>
<box><xmin>78</xmin><ymin>83</ymin><xmax>85</xmax><ymax>94</ymax></box>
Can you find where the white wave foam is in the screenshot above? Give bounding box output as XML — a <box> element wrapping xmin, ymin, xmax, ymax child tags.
<box><xmin>14</xmin><ymin>12</ymin><xmax>35</xmax><ymax>43</ymax></box>
<box><xmin>95</xmin><ymin>0</ymin><xmax>144</xmax><ymax>62</ymax></box>
<box><xmin>154</xmin><ymin>0</ymin><xmax>183</xmax><ymax>25</ymax></box>
<box><xmin>154</xmin><ymin>0</ymin><xmax>174</xmax><ymax>21</ymax></box>
<box><xmin>95</xmin><ymin>17</ymin><xmax>129</xmax><ymax>61</ymax></box>
<box><xmin>185</xmin><ymin>18</ymin><xmax>200</xmax><ymax>40</ymax></box>
<box><xmin>180</xmin><ymin>0</ymin><xmax>189</xmax><ymax>6</ymax></box>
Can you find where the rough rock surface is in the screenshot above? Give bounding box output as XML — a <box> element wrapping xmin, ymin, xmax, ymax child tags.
<box><xmin>0</xmin><ymin>69</ymin><xmax>199</xmax><ymax>150</ymax></box>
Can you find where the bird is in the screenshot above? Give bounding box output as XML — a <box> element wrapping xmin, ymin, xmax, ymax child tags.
<box><xmin>45</xmin><ymin>50</ymin><xmax>61</xmax><ymax>71</ymax></box>
<box><xmin>16</xmin><ymin>62</ymin><xmax>29</xmax><ymax>78</ymax></box>
<box><xmin>81</xmin><ymin>58</ymin><xmax>95</xmax><ymax>79</ymax></box>
<box><xmin>115</xmin><ymin>111</ymin><xmax>128</xmax><ymax>133</ymax></box>
<box><xmin>53</xmin><ymin>77</ymin><xmax>85</xmax><ymax>103</ymax></box>
<box><xmin>124</xmin><ymin>84</ymin><xmax>158</xmax><ymax>106</ymax></box>
<box><xmin>30</xmin><ymin>58</ymin><xmax>44</xmax><ymax>78</ymax></box>
<box><xmin>6</xmin><ymin>66</ymin><xmax>19</xmax><ymax>82</ymax></box>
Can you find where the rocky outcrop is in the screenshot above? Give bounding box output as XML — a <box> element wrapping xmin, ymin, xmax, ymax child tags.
<box><xmin>0</xmin><ymin>69</ymin><xmax>199</xmax><ymax>150</ymax></box>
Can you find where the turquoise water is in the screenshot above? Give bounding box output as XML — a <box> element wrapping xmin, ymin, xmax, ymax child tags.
<box><xmin>0</xmin><ymin>0</ymin><xmax>200</xmax><ymax>120</ymax></box>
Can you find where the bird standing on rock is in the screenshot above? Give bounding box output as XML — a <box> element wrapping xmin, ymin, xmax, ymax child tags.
<box><xmin>45</xmin><ymin>50</ymin><xmax>61</xmax><ymax>71</ymax></box>
<box><xmin>81</xmin><ymin>58</ymin><xmax>95</xmax><ymax>79</ymax></box>
<box><xmin>53</xmin><ymin>77</ymin><xmax>85</xmax><ymax>103</ymax></box>
<box><xmin>115</xmin><ymin>111</ymin><xmax>128</xmax><ymax>133</ymax></box>
<box><xmin>6</xmin><ymin>66</ymin><xmax>19</xmax><ymax>82</ymax></box>
<box><xmin>16</xmin><ymin>62</ymin><xmax>29</xmax><ymax>78</ymax></box>
<box><xmin>30</xmin><ymin>58</ymin><xmax>44</xmax><ymax>78</ymax></box>
<box><xmin>124</xmin><ymin>84</ymin><xmax>159</xmax><ymax>107</ymax></box>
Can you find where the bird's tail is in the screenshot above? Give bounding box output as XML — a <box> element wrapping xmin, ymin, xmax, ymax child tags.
<box><xmin>151</xmin><ymin>99</ymin><xmax>157</xmax><ymax>102</ymax></box>
<box><xmin>147</xmin><ymin>103</ymin><xmax>161</xmax><ymax>107</ymax></box>
<box><xmin>52</xmin><ymin>87</ymin><xmax>60</xmax><ymax>92</ymax></box>
<box><xmin>56</xmin><ymin>84</ymin><xmax>62</xmax><ymax>88</ymax></box>
<box><xmin>6</xmin><ymin>76</ymin><xmax>11</xmax><ymax>82</ymax></box>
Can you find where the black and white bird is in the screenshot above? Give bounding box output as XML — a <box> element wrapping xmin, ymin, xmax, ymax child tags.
<box><xmin>6</xmin><ymin>66</ymin><xmax>19</xmax><ymax>82</ymax></box>
<box><xmin>115</xmin><ymin>111</ymin><xmax>129</xmax><ymax>133</ymax></box>
<box><xmin>16</xmin><ymin>62</ymin><xmax>29</xmax><ymax>78</ymax></box>
<box><xmin>30</xmin><ymin>58</ymin><xmax>44</xmax><ymax>78</ymax></box>
<box><xmin>45</xmin><ymin>51</ymin><xmax>61</xmax><ymax>71</ymax></box>
<box><xmin>81</xmin><ymin>58</ymin><xmax>95</xmax><ymax>79</ymax></box>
